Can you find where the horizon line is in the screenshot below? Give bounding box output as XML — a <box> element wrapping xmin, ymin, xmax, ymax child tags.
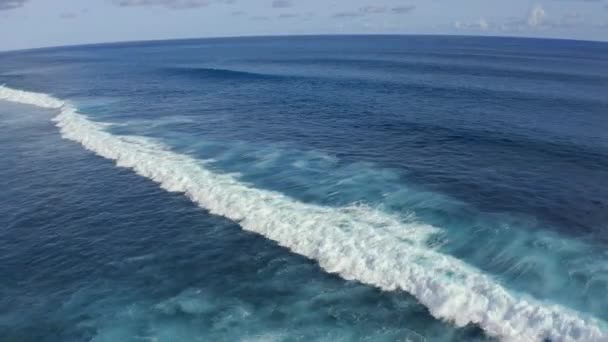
<box><xmin>2</xmin><ymin>32</ymin><xmax>607</xmax><ymax>54</ymax></box>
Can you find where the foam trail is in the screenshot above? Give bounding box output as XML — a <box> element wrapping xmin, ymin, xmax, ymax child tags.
<box><xmin>1</xmin><ymin>85</ymin><xmax>606</xmax><ymax>342</ymax></box>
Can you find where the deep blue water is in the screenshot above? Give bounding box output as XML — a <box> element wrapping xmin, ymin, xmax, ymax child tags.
<box><xmin>1</xmin><ymin>35</ymin><xmax>607</xmax><ymax>341</ymax></box>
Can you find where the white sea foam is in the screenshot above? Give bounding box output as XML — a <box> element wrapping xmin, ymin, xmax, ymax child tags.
<box><xmin>1</xmin><ymin>85</ymin><xmax>606</xmax><ymax>342</ymax></box>
<box><xmin>0</xmin><ymin>85</ymin><xmax>64</xmax><ymax>108</ymax></box>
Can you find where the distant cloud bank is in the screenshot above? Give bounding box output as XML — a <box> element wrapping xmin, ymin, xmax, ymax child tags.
<box><xmin>0</xmin><ymin>0</ymin><xmax>28</xmax><ymax>10</ymax></box>
<box><xmin>271</xmin><ymin>0</ymin><xmax>292</xmax><ymax>9</ymax></box>
<box><xmin>112</xmin><ymin>0</ymin><xmax>235</xmax><ymax>10</ymax></box>
<box><xmin>332</xmin><ymin>4</ymin><xmax>415</xmax><ymax>18</ymax></box>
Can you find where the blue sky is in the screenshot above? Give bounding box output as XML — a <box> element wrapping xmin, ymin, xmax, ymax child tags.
<box><xmin>0</xmin><ymin>0</ymin><xmax>607</xmax><ymax>51</ymax></box>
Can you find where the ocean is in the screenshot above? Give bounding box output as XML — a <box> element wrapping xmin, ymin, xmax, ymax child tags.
<box><xmin>0</xmin><ymin>35</ymin><xmax>607</xmax><ymax>342</ymax></box>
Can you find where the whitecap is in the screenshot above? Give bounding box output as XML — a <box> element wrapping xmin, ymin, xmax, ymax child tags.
<box><xmin>2</xmin><ymin>85</ymin><xmax>606</xmax><ymax>342</ymax></box>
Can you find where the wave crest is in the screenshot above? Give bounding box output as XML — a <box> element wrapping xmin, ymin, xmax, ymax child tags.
<box><xmin>1</xmin><ymin>85</ymin><xmax>606</xmax><ymax>342</ymax></box>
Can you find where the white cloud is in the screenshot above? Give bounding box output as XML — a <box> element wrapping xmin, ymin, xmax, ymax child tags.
<box><xmin>527</xmin><ymin>4</ymin><xmax>546</xmax><ymax>27</ymax></box>
<box><xmin>479</xmin><ymin>18</ymin><xmax>489</xmax><ymax>31</ymax></box>
<box><xmin>453</xmin><ymin>17</ymin><xmax>490</xmax><ymax>31</ymax></box>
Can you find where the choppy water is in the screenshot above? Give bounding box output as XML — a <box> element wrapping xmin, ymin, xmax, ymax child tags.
<box><xmin>1</xmin><ymin>36</ymin><xmax>607</xmax><ymax>342</ymax></box>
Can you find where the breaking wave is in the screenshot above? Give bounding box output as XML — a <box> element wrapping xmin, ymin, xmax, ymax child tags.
<box><xmin>1</xmin><ymin>85</ymin><xmax>606</xmax><ymax>342</ymax></box>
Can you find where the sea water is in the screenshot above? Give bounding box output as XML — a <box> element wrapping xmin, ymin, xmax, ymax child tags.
<box><xmin>1</xmin><ymin>36</ymin><xmax>608</xmax><ymax>342</ymax></box>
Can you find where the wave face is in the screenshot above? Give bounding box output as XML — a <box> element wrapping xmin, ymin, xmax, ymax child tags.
<box><xmin>2</xmin><ymin>84</ymin><xmax>607</xmax><ymax>342</ymax></box>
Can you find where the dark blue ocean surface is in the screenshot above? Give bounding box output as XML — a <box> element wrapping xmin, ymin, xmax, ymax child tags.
<box><xmin>1</xmin><ymin>36</ymin><xmax>607</xmax><ymax>341</ymax></box>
